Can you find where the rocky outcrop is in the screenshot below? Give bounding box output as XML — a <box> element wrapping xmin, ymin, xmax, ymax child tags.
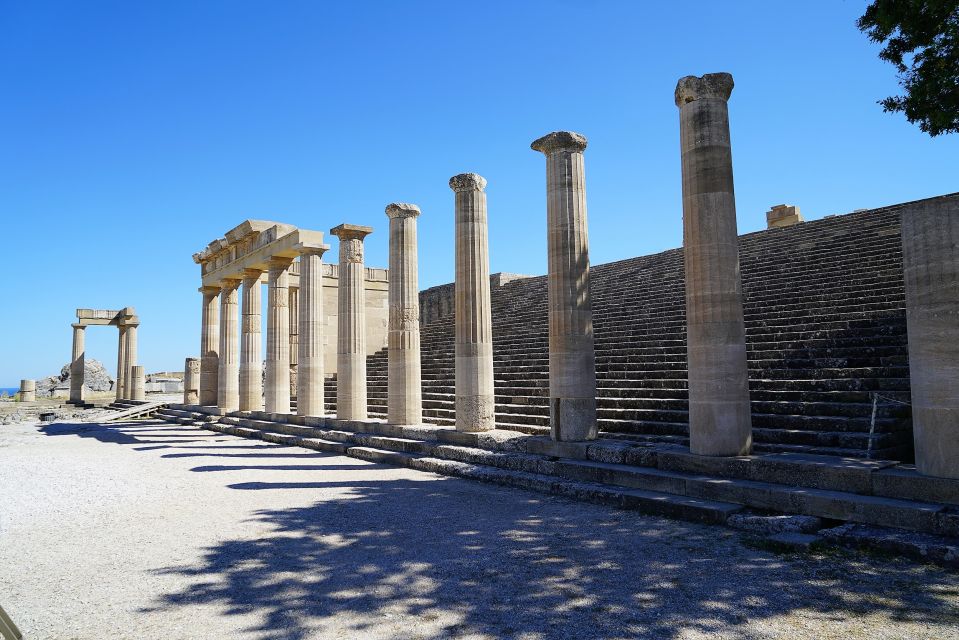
<box><xmin>35</xmin><ymin>359</ymin><xmax>114</xmax><ymax>397</ymax></box>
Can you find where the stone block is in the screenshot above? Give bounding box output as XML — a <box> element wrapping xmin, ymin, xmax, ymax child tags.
<box><xmin>872</xmin><ymin>467</ymin><xmax>959</xmax><ymax>506</ymax></box>
<box><xmin>749</xmin><ymin>453</ymin><xmax>896</xmax><ymax>494</ymax></box>
<box><xmin>524</xmin><ymin>437</ymin><xmax>591</xmax><ymax>459</ymax></box>
<box><xmin>657</xmin><ymin>450</ymin><xmax>752</xmax><ymax>479</ymax></box>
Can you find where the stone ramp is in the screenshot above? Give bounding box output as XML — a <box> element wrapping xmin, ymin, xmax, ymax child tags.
<box><xmin>316</xmin><ymin>197</ymin><xmax>958</xmax><ymax>460</ymax></box>
<box><xmin>155</xmin><ymin>405</ymin><xmax>959</xmax><ymax>546</ymax></box>
<box><xmin>101</xmin><ymin>400</ymin><xmax>169</xmax><ymax>422</ymax></box>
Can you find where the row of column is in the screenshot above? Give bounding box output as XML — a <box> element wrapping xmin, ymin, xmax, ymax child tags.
<box><xmin>68</xmin><ymin>321</ymin><xmax>143</xmax><ymax>404</ymax></box>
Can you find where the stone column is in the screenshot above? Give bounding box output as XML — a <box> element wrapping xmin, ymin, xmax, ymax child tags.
<box><xmin>385</xmin><ymin>203</ymin><xmax>423</xmax><ymax>426</ymax></box>
<box><xmin>69</xmin><ymin>324</ymin><xmax>86</xmax><ymax>404</ymax></box>
<box><xmin>20</xmin><ymin>379</ymin><xmax>36</xmax><ymax>402</ymax></box>
<box><xmin>265</xmin><ymin>257</ymin><xmax>294</xmax><ymax>414</ymax></box>
<box><xmin>184</xmin><ymin>357</ymin><xmax>200</xmax><ymax>405</ymax></box>
<box><xmin>901</xmin><ymin>198</ymin><xmax>959</xmax><ymax>478</ymax></box>
<box><xmin>531</xmin><ymin>131</ymin><xmax>598</xmax><ymax>441</ymax></box>
<box><xmin>450</xmin><ymin>174</ymin><xmax>495</xmax><ymax>432</ymax></box>
<box><xmin>130</xmin><ymin>365</ymin><xmax>145</xmax><ymax>402</ymax></box>
<box><xmin>217</xmin><ymin>279</ymin><xmax>241</xmax><ymax>412</ymax></box>
<box><xmin>115</xmin><ymin>326</ymin><xmax>128</xmax><ymax>400</ymax></box>
<box><xmin>330</xmin><ymin>224</ymin><xmax>373</xmax><ymax>420</ymax></box>
<box><xmin>297</xmin><ymin>247</ymin><xmax>328</xmax><ymax>416</ymax></box>
<box><xmin>122</xmin><ymin>323</ymin><xmax>138</xmax><ymax>400</ymax></box>
<box><xmin>289</xmin><ymin>286</ymin><xmax>299</xmax><ymax>402</ymax></box>
<box><xmin>675</xmin><ymin>72</ymin><xmax>752</xmax><ymax>456</ymax></box>
<box><xmin>239</xmin><ymin>270</ymin><xmax>263</xmax><ymax>412</ymax></box>
<box><xmin>199</xmin><ymin>286</ymin><xmax>220</xmax><ymax>406</ymax></box>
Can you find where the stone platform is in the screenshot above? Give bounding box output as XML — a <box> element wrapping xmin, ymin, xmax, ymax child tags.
<box><xmin>156</xmin><ymin>405</ymin><xmax>959</xmax><ymax>551</ymax></box>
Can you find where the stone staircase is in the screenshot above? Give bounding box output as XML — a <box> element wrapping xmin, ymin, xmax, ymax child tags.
<box><xmin>321</xmin><ymin>199</ymin><xmax>926</xmax><ymax>460</ymax></box>
<box><xmin>102</xmin><ymin>399</ymin><xmax>169</xmax><ymax>421</ymax></box>
<box><xmin>154</xmin><ymin>405</ymin><xmax>959</xmax><ymax>548</ymax></box>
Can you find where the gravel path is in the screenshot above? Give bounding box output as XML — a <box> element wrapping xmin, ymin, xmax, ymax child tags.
<box><xmin>1</xmin><ymin>419</ymin><xmax>957</xmax><ymax>640</ymax></box>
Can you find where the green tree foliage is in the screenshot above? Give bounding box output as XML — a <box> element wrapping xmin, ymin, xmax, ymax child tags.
<box><xmin>858</xmin><ymin>0</ymin><xmax>959</xmax><ymax>136</ymax></box>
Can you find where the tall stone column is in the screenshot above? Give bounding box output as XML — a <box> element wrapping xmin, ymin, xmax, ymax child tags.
<box><xmin>130</xmin><ymin>365</ymin><xmax>146</xmax><ymax>402</ymax></box>
<box><xmin>901</xmin><ymin>198</ymin><xmax>959</xmax><ymax>478</ymax></box>
<box><xmin>450</xmin><ymin>174</ymin><xmax>495</xmax><ymax>432</ymax></box>
<box><xmin>297</xmin><ymin>247</ymin><xmax>328</xmax><ymax>416</ymax></box>
<box><xmin>265</xmin><ymin>257</ymin><xmax>294</xmax><ymax>414</ymax></box>
<box><xmin>217</xmin><ymin>279</ymin><xmax>241</xmax><ymax>412</ymax></box>
<box><xmin>385</xmin><ymin>203</ymin><xmax>423</xmax><ymax>426</ymax></box>
<box><xmin>330</xmin><ymin>224</ymin><xmax>373</xmax><ymax>420</ymax></box>
<box><xmin>289</xmin><ymin>285</ymin><xmax>299</xmax><ymax>400</ymax></box>
<box><xmin>184</xmin><ymin>357</ymin><xmax>200</xmax><ymax>405</ymax></box>
<box><xmin>199</xmin><ymin>286</ymin><xmax>220</xmax><ymax>406</ymax></box>
<box><xmin>531</xmin><ymin>131</ymin><xmax>598</xmax><ymax>441</ymax></box>
<box><xmin>122</xmin><ymin>323</ymin><xmax>138</xmax><ymax>400</ymax></box>
<box><xmin>69</xmin><ymin>324</ymin><xmax>86</xmax><ymax>404</ymax></box>
<box><xmin>675</xmin><ymin>72</ymin><xmax>752</xmax><ymax>456</ymax></box>
<box><xmin>239</xmin><ymin>270</ymin><xmax>263</xmax><ymax>412</ymax></box>
<box><xmin>115</xmin><ymin>326</ymin><xmax>128</xmax><ymax>400</ymax></box>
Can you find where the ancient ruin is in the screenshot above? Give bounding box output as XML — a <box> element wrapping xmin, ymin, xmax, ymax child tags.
<box><xmin>68</xmin><ymin>307</ymin><xmax>139</xmax><ymax>405</ymax></box>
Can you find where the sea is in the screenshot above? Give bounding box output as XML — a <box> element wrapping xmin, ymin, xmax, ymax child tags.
<box><xmin>1</xmin><ymin>387</ymin><xmax>20</xmax><ymax>396</ymax></box>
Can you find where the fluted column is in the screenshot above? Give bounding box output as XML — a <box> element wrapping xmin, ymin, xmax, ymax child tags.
<box><xmin>239</xmin><ymin>270</ymin><xmax>263</xmax><ymax>411</ymax></box>
<box><xmin>217</xmin><ymin>279</ymin><xmax>241</xmax><ymax>412</ymax></box>
<box><xmin>385</xmin><ymin>203</ymin><xmax>423</xmax><ymax>426</ymax></box>
<box><xmin>199</xmin><ymin>286</ymin><xmax>220</xmax><ymax>406</ymax></box>
<box><xmin>450</xmin><ymin>173</ymin><xmax>495</xmax><ymax>432</ymax></box>
<box><xmin>330</xmin><ymin>223</ymin><xmax>373</xmax><ymax>420</ymax></box>
<box><xmin>289</xmin><ymin>285</ymin><xmax>299</xmax><ymax>400</ymax></box>
<box><xmin>265</xmin><ymin>257</ymin><xmax>294</xmax><ymax>413</ymax></box>
<box><xmin>531</xmin><ymin>130</ymin><xmax>598</xmax><ymax>441</ymax></box>
<box><xmin>122</xmin><ymin>324</ymin><xmax>138</xmax><ymax>400</ymax></box>
<box><xmin>676</xmin><ymin>72</ymin><xmax>752</xmax><ymax>456</ymax></box>
<box><xmin>297</xmin><ymin>246</ymin><xmax>329</xmax><ymax>416</ymax></box>
<box><xmin>901</xmin><ymin>199</ymin><xmax>959</xmax><ymax>478</ymax></box>
<box><xmin>131</xmin><ymin>365</ymin><xmax>145</xmax><ymax>402</ymax></box>
<box><xmin>69</xmin><ymin>324</ymin><xmax>86</xmax><ymax>404</ymax></box>
<box><xmin>184</xmin><ymin>357</ymin><xmax>200</xmax><ymax>405</ymax></box>
<box><xmin>115</xmin><ymin>326</ymin><xmax>127</xmax><ymax>400</ymax></box>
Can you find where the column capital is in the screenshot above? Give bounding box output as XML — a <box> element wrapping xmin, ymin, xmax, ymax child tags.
<box><xmin>242</xmin><ymin>268</ymin><xmax>263</xmax><ymax>281</ymax></box>
<box><xmin>219</xmin><ymin>277</ymin><xmax>243</xmax><ymax>289</ymax></box>
<box><xmin>268</xmin><ymin>256</ymin><xmax>295</xmax><ymax>269</ymax></box>
<box><xmin>199</xmin><ymin>285</ymin><xmax>221</xmax><ymax>295</ymax></box>
<box><xmin>72</xmin><ymin>323</ymin><xmax>85</xmax><ymax>330</ymax></box>
<box><xmin>385</xmin><ymin>203</ymin><xmax>421</xmax><ymax>219</ymax></box>
<box><xmin>295</xmin><ymin>243</ymin><xmax>330</xmax><ymax>258</ymax></box>
<box><xmin>330</xmin><ymin>223</ymin><xmax>373</xmax><ymax>241</ymax></box>
<box><xmin>674</xmin><ymin>72</ymin><xmax>734</xmax><ymax>107</ymax></box>
<box><xmin>449</xmin><ymin>173</ymin><xmax>487</xmax><ymax>193</ymax></box>
<box><xmin>531</xmin><ymin>131</ymin><xmax>587</xmax><ymax>155</ymax></box>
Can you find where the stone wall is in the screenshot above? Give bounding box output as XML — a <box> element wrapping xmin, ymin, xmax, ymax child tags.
<box><xmin>321</xmin><ymin>263</ymin><xmax>389</xmax><ymax>375</ymax></box>
<box><xmin>418</xmin><ymin>273</ymin><xmax>532</xmax><ymax>326</ymax></box>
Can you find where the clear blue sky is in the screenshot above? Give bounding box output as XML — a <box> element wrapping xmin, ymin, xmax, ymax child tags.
<box><xmin>1</xmin><ymin>1</ymin><xmax>956</xmax><ymax>387</ymax></box>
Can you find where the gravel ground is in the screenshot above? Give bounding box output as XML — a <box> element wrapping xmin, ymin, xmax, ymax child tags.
<box><xmin>1</xmin><ymin>419</ymin><xmax>958</xmax><ymax>640</ymax></box>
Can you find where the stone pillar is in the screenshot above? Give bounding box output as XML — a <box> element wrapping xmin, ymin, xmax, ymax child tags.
<box><xmin>239</xmin><ymin>270</ymin><xmax>263</xmax><ymax>412</ymax></box>
<box><xmin>901</xmin><ymin>199</ymin><xmax>959</xmax><ymax>479</ymax></box>
<box><xmin>330</xmin><ymin>224</ymin><xmax>373</xmax><ymax>420</ymax></box>
<box><xmin>265</xmin><ymin>257</ymin><xmax>294</xmax><ymax>414</ymax></box>
<box><xmin>531</xmin><ymin>131</ymin><xmax>598</xmax><ymax>441</ymax></box>
<box><xmin>289</xmin><ymin>285</ymin><xmax>299</xmax><ymax>398</ymax></box>
<box><xmin>184</xmin><ymin>357</ymin><xmax>200</xmax><ymax>405</ymax></box>
<box><xmin>122</xmin><ymin>323</ymin><xmax>138</xmax><ymax>400</ymax></box>
<box><xmin>69</xmin><ymin>324</ymin><xmax>86</xmax><ymax>404</ymax></box>
<box><xmin>130</xmin><ymin>365</ymin><xmax>145</xmax><ymax>402</ymax></box>
<box><xmin>297</xmin><ymin>247</ymin><xmax>328</xmax><ymax>416</ymax></box>
<box><xmin>199</xmin><ymin>286</ymin><xmax>220</xmax><ymax>406</ymax></box>
<box><xmin>115</xmin><ymin>326</ymin><xmax>128</xmax><ymax>400</ymax></box>
<box><xmin>450</xmin><ymin>173</ymin><xmax>495</xmax><ymax>432</ymax></box>
<box><xmin>19</xmin><ymin>379</ymin><xmax>36</xmax><ymax>402</ymax></box>
<box><xmin>217</xmin><ymin>279</ymin><xmax>241</xmax><ymax>412</ymax></box>
<box><xmin>675</xmin><ymin>72</ymin><xmax>752</xmax><ymax>456</ymax></box>
<box><xmin>385</xmin><ymin>203</ymin><xmax>423</xmax><ymax>426</ymax></box>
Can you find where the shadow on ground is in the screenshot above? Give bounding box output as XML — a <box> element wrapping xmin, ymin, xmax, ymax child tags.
<box><xmin>39</xmin><ymin>420</ymin><xmax>959</xmax><ymax>639</ymax></box>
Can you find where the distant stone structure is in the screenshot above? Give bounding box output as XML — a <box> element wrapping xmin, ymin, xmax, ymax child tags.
<box><xmin>68</xmin><ymin>307</ymin><xmax>139</xmax><ymax>404</ymax></box>
<box><xmin>766</xmin><ymin>204</ymin><xmax>804</xmax><ymax>229</ymax></box>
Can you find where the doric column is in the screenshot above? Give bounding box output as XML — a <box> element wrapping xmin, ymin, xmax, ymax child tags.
<box><xmin>115</xmin><ymin>325</ymin><xmax>128</xmax><ymax>400</ymax></box>
<box><xmin>130</xmin><ymin>365</ymin><xmax>145</xmax><ymax>402</ymax></box>
<box><xmin>122</xmin><ymin>323</ymin><xmax>138</xmax><ymax>400</ymax></box>
<box><xmin>385</xmin><ymin>203</ymin><xmax>423</xmax><ymax>426</ymax></box>
<box><xmin>901</xmin><ymin>198</ymin><xmax>959</xmax><ymax>478</ymax></box>
<box><xmin>199</xmin><ymin>286</ymin><xmax>220</xmax><ymax>406</ymax></box>
<box><xmin>289</xmin><ymin>285</ymin><xmax>299</xmax><ymax>395</ymax></box>
<box><xmin>330</xmin><ymin>223</ymin><xmax>373</xmax><ymax>420</ymax></box>
<box><xmin>239</xmin><ymin>269</ymin><xmax>263</xmax><ymax>412</ymax></box>
<box><xmin>69</xmin><ymin>324</ymin><xmax>86</xmax><ymax>404</ymax></box>
<box><xmin>531</xmin><ymin>130</ymin><xmax>598</xmax><ymax>441</ymax></box>
<box><xmin>184</xmin><ymin>357</ymin><xmax>200</xmax><ymax>405</ymax></box>
<box><xmin>217</xmin><ymin>279</ymin><xmax>241</xmax><ymax>412</ymax></box>
<box><xmin>297</xmin><ymin>246</ymin><xmax>329</xmax><ymax>416</ymax></box>
<box><xmin>20</xmin><ymin>379</ymin><xmax>36</xmax><ymax>402</ymax></box>
<box><xmin>450</xmin><ymin>173</ymin><xmax>495</xmax><ymax>432</ymax></box>
<box><xmin>265</xmin><ymin>257</ymin><xmax>294</xmax><ymax>413</ymax></box>
<box><xmin>675</xmin><ymin>72</ymin><xmax>752</xmax><ymax>456</ymax></box>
